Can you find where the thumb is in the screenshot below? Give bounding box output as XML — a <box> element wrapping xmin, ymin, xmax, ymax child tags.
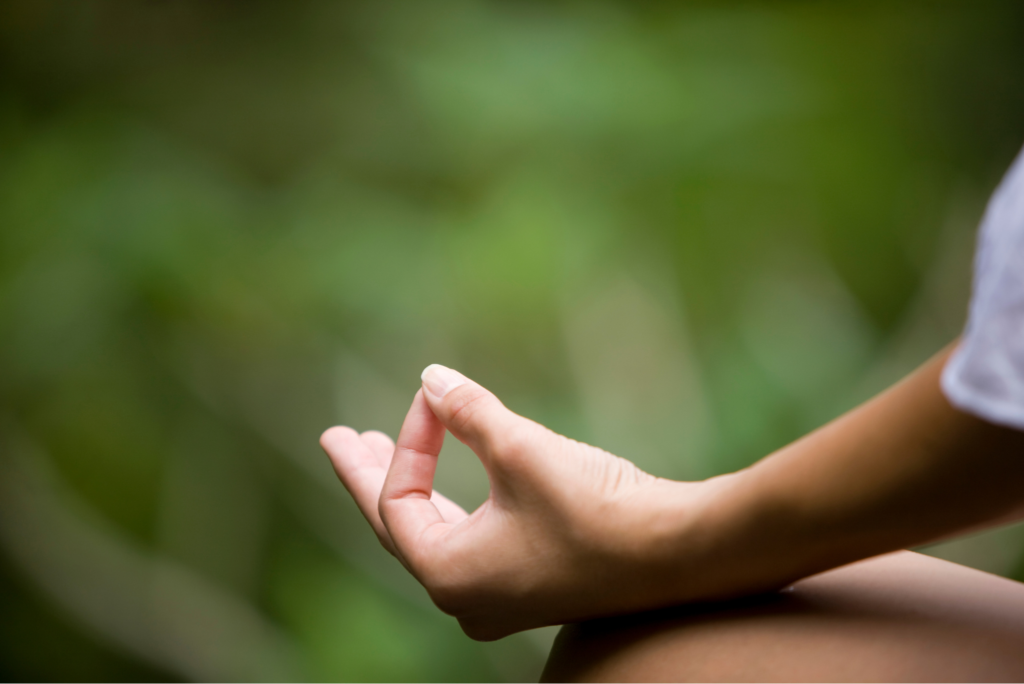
<box><xmin>419</xmin><ymin>364</ymin><xmax>533</xmax><ymax>460</ymax></box>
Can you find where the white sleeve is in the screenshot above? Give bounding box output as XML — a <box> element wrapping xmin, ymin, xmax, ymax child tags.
<box><xmin>941</xmin><ymin>143</ymin><xmax>1024</xmax><ymax>432</ymax></box>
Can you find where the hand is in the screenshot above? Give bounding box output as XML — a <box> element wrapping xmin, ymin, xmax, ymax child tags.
<box><xmin>322</xmin><ymin>350</ymin><xmax>1024</xmax><ymax>641</ymax></box>
<box><xmin>320</xmin><ymin>364</ymin><xmax>719</xmax><ymax>640</ymax></box>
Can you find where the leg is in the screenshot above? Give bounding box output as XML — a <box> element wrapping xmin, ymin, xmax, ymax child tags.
<box><xmin>542</xmin><ymin>551</ymin><xmax>1024</xmax><ymax>682</ymax></box>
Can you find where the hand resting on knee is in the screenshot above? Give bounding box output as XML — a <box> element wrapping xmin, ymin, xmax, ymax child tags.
<box><xmin>320</xmin><ymin>349</ymin><xmax>1024</xmax><ymax>640</ymax></box>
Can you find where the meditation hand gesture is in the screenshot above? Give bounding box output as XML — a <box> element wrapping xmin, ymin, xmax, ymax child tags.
<box><xmin>320</xmin><ymin>364</ymin><xmax>722</xmax><ymax>640</ymax></box>
<box><xmin>322</xmin><ymin>353</ymin><xmax>1024</xmax><ymax>642</ymax></box>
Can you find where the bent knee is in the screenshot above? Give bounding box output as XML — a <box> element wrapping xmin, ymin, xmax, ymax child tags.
<box><xmin>543</xmin><ymin>552</ymin><xmax>1024</xmax><ymax>682</ymax></box>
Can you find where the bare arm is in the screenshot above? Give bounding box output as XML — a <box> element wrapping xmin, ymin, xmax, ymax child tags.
<box><xmin>320</xmin><ymin>346</ymin><xmax>1024</xmax><ymax>639</ymax></box>
<box><xmin>666</xmin><ymin>345</ymin><xmax>1024</xmax><ymax>605</ymax></box>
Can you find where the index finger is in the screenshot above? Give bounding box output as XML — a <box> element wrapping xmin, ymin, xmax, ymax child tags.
<box><xmin>379</xmin><ymin>389</ymin><xmax>451</xmax><ymax>564</ymax></box>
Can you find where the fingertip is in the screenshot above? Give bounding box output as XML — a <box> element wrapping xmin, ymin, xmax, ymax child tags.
<box><xmin>361</xmin><ymin>430</ymin><xmax>397</xmax><ymax>466</ymax></box>
<box><xmin>421</xmin><ymin>364</ymin><xmax>471</xmax><ymax>401</ymax></box>
<box><xmin>320</xmin><ymin>425</ymin><xmax>358</xmax><ymax>451</ymax></box>
<box><xmin>420</xmin><ymin>378</ymin><xmax>533</xmax><ymax>464</ymax></box>
<box><xmin>360</xmin><ymin>429</ymin><xmax>395</xmax><ymax>444</ymax></box>
<box><xmin>420</xmin><ymin>363</ymin><xmax>443</xmax><ymax>382</ymax></box>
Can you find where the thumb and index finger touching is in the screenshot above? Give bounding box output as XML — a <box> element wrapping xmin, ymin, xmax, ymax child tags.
<box><xmin>379</xmin><ymin>365</ymin><xmax>519</xmax><ymax>550</ymax></box>
<box><xmin>419</xmin><ymin>364</ymin><xmax>528</xmax><ymax>459</ymax></box>
<box><xmin>323</xmin><ymin>364</ymin><xmax>526</xmax><ymax>565</ymax></box>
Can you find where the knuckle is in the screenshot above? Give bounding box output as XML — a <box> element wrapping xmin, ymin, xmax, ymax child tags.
<box><xmin>444</xmin><ymin>385</ymin><xmax>496</xmax><ymax>436</ymax></box>
<box><xmin>488</xmin><ymin>423</ymin><xmax>542</xmax><ymax>474</ymax></box>
<box><xmin>441</xmin><ymin>385</ymin><xmax>539</xmax><ymax>468</ymax></box>
<box><xmin>491</xmin><ymin>424</ymin><xmax>531</xmax><ymax>460</ymax></box>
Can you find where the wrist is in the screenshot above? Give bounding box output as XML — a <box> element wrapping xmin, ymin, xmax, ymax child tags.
<box><xmin>656</xmin><ymin>467</ymin><xmax>810</xmax><ymax>605</ymax></box>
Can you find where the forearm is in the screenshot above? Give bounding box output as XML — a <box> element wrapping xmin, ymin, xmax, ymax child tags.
<box><xmin>325</xmin><ymin>351</ymin><xmax>1024</xmax><ymax>639</ymax></box>
<box><xmin>682</xmin><ymin>345</ymin><xmax>1024</xmax><ymax>602</ymax></box>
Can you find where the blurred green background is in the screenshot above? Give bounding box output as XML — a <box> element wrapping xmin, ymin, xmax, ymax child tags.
<box><xmin>2</xmin><ymin>1</ymin><xmax>1024</xmax><ymax>681</ymax></box>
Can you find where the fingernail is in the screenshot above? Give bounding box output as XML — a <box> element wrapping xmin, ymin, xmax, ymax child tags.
<box><xmin>421</xmin><ymin>364</ymin><xmax>468</xmax><ymax>398</ymax></box>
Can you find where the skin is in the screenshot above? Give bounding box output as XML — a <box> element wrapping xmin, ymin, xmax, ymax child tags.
<box><xmin>319</xmin><ymin>345</ymin><xmax>1024</xmax><ymax>644</ymax></box>
<box><xmin>542</xmin><ymin>551</ymin><xmax>1024</xmax><ymax>682</ymax></box>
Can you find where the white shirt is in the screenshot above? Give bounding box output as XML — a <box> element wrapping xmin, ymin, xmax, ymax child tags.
<box><xmin>942</xmin><ymin>144</ymin><xmax>1024</xmax><ymax>432</ymax></box>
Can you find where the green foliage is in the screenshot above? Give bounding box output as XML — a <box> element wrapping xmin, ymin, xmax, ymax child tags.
<box><xmin>2</xmin><ymin>1</ymin><xmax>1024</xmax><ymax>680</ymax></box>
